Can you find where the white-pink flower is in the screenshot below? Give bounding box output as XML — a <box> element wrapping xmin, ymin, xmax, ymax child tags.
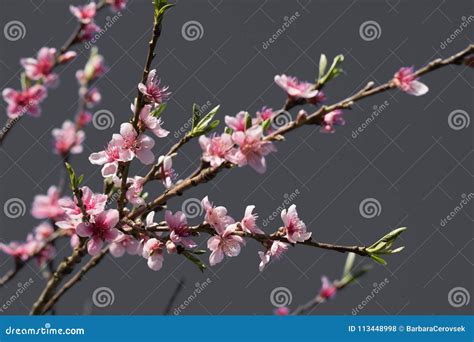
<box><xmin>274</xmin><ymin>74</ymin><xmax>319</xmax><ymax>99</ymax></box>
<box><xmin>59</xmin><ymin>186</ymin><xmax>107</xmax><ymax>219</ymax></box>
<box><xmin>281</xmin><ymin>204</ymin><xmax>311</xmax><ymax>243</ymax></box>
<box><xmin>224</xmin><ymin>111</ymin><xmax>248</xmax><ymax>132</ymax></box>
<box><xmin>69</xmin><ymin>3</ymin><xmax>97</xmax><ymax>24</ymax></box>
<box><xmin>393</xmin><ymin>67</ymin><xmax>428</xmax><ymax>96</ymax></box>
<box><xmin>199</xmin><ymin>133</ymin><xmax>235</xmax><ymax>168</ymax></box>
<box><xmin>165</xmin><ymin>210</ymin><xmax>196</xmax><ymax>249</ymax></box>
<box><xmin>52</xmin><ymin>120</ymin><xmax>85</xmax><ymax>156</ymax></box>
<box><xmin>20</xmin><ymin>47</ymin><xmax>58</xmax><ymax>87</ymax></box>
<box><xmin>157</xmin><ymin>155</ymin><xmax>175</xmax><ymax>188</ymax></box>
<box><xmin>201</xmin><ymin>196</ymin><xmax>234</xmax><ymax>235</ymax></box>
<box><xmin>109</xmin><ymin>232</ymin><xmax>139</xmax><ymax>257</ymax></box>
<box><xmin>0</xmin><ymin>240</ymin><xmax>36</xmax><ymax>261</ymax></box>
<box><xmin>142</xmin><ymin>238</ymin><xmax>164</xmax><ymax>271</ymax></box>
<box><xmin>76</xmin><ymin>209</ymin><xmax>120</xmax><ymax>256</ymax></box>
<box><xmin>89</xmin><ymin>135</ymin><xmax>128</xmax><ymax>177</ymax></box>
<box><xmin>231</xmin><ymin>125</ymin><xmax>276</xmax><ymax>174</ymax></box>
<box><xmin>258</xmin><ymin>240</ymin><xmax>289</xmax><ymax>272</ymax></box>
<box><xmin>125</xmin><ymin>176</ymin><xmax>145</xmax><ymax>206</ymax></box>
<box><xmin>118</xmin><ymin>123</ymin><xmax>156</xmax><ymax>165</ymax></box>
<box><xmin>320</xmin><ymin>109</ymin><xmax>345</xmax><ymax>134</ymax></box>
<box><xmin>138</xmin><ymin>69</ymin><xmax>170</xmax><ymax>105</ymax></box>
<box><xmin>240</xmin><ymin>205</ymin><xmax>264</xmax><ymax>234</ymax></box>
<box><xmin>2</xmin><ymin>85</ymin><xmax>47</xmax><ymax>118</ymax></box>
<box><xmin>31</xmin><ymin>186</ymin><xmax>72</xmax><ymax>220</ymax></box>
<box><xmin>106</xmin><ymin>0</ymin><xmax>128</xmax><ymax>11</ymax></box>
<box><xmin>207</xmin><ymin>223</ymin><xmax>245</xmax><ymax>266</ymax></box>
<box><xmin>134</xmin><ymin>104</ymin><xmax>169</xmax><ymax>138</ymax></box>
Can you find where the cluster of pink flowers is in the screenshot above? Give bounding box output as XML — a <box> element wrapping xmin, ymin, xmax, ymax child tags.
<box><xmin>200</xmin><ymin>118</ymin><xmax>276</xmax><ymax>174</ymax></box>
<box><xmin>0</xmin><ymin>222</ymin><xmax>56</xmax><ymax>267</ymax></box>
<box><xmin>70</xmin><ymin>2</ymin><xmax>101</xmax><ymax>42</ymax></box>
<box><xmin>89</xmin><ymin>69</ymin><xmax>170</xmax><ymax>179</ymax></box>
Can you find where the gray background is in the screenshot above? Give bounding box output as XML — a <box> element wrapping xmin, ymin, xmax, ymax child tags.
<box><xmin>0</xmin><ymin>0</ymin><xmax>472</xmax><ymax>315</ymax></box>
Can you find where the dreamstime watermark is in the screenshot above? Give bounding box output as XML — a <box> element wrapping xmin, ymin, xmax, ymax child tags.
<box><xmin>351</xmin><ymin>101</ymin><xmax>390</xmax><ymax>139</ymax></box>
<box><xmin>448</xmin><ymin>287</ymin><xmax>470</xmax><ymax>308</ymax></box>
<box><xmin>181</xmin><ymin>20</ymin><xmax>204</xmax><ymax>41</ymax></box>
<box><xmin>271</xmin><ymin>110</ymin><xmax>292</xmax><ymax>130</ymax></box>
<box><xmin>351</xmin><ymin>278</ymin><xmax>389</xmax><ymax>315</ymax></box>
<box><xmin>448</xmin><ymin>109</ymin><xmax>470</xmax><ymax>130</ymax></box>
<box><xmin>92</xmin><ymin>109</ymin><xmax>115</xmax><ymax>130</ymax></box>
<box><xmin>3</xmin><ymin>198</ymin><xmax>26</xmax><ymax>219</ymax></box>
<box><xmin>5</xmin><ymin>323</ymin><xmax>85</xmax><ymax>336</ymax></box>
<box><xmin>440</xmin><ymin>16</ymin><xmax>474</xmax><ymax>50</ymax></box>
<box><xmin>0</xmin><ymin>279</ymin><xmax>34</xmax><ymax>313</ymax></box>
<box><xmin>359</xmin><ymin>198</ymin><xmax>382</xmax><ymax>219</ymax></box>
<box><xmin>261</xmin><ymin>189</ymin><xmax>300</xmax><ymax>227</ymax></box>
<box><xmin>173</xmin><ymin>100</ymin><xmax>212</xmax><ymax>139</ymax></box>
<box><xmin>4</xmin><ymin>20</ymin><xmax>26</xmax><ymax>41</ymax></box>
<box><xmin>439</xmin><ymin>193</ymin><xmax>473</xmax><ymax>228</ymax></box>
<box><xmin>84</xmin><ymin>12</ymin><xmax>123</xmax><ymax>49</ymax></box>
<box><xmin>359</xmin><ymin>20</ymin><xmax>381</xmax><ymax>41</ymax></box>
<box><xmin>270</xmin><ymin>287</ymin><xmax>292</xmax><ymax>308</ymax></box>
<box><xmin>262</xmin><ymin>11</ymin><xmax>301</xmax><ymax>49</ymax></box>
<box><xmin>92</xmin><ymin>287</ymin><xmax>115</xmax><ymax>308</ymax></box>
<box><xmin>173</xmin><ymin>278</ymin><xmax>212</xmax><ymax>315</ymax></box>
<box><xmin>181</xmin><ymin>198</ymin><xmax>203</xmax><ymax>219</ymax></box>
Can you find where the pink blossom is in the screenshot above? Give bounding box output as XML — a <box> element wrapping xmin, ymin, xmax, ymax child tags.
<box><xmin>224</xmin><ymin>111</ymin><xmax>247</xmax><ymax>132</ymax></box>
<box><xmin>393</xmin><ymin>67</ymin><xmax>429</xmax><ymax>96</ymax></box>
<box><xmin>69</xmin><ymin>3</ymin><xmax>97</xmax><ymax>24</ymax></box>
<box><xmin>76</xmin><ymin>111</ymin><xmax>92</xmax><ymax>128</ymax></box>
<box><xmin>138</xmin><ymin>69</ymin><xmax>170</xmax><ymax>105</ymax></box>
<box><xmin>258</xmin><ymin>240</ymin><xmax>288</xmax><ymax>271</ymax></box>
<box><xmin>31</xmin><ymin>186</ymin><xmax>71</xmax><ymax>220</ymax></box>
<box><xmin>118</xmin><ymin>123</ymin><xmax>156</xmax><ymax>165</ymax></box>
<box><xmin>231</xmin><ymin>125</ymin><xmax>276</xmax><ymax>174</ymax></box>
<box><xmin>57</xmin><ymin>51</ymin><xmax>77</xmax><ymax>64</ymax></box>
<box><xmin>201</xmin><ymin>196</ymin><xmax>234</xmax><ymax>235</ymax></box>
<box><xmin>308</xmin><ymin>91</ymin><xmax>326</xmax><ymax>105</ymax></box>
<box><xmin>319</xmin><ymin>276</ymin><xmax>337</xmax><ymax>299</ymax></box>
<box><xmin>106</xmin><ymin>0</ymin><xmax>128</xmax><ymax>11</ymax></box>
<box><xmin>82</xmin><ymin>87</ymin><xmax>101</xmax><ymax>108</ymax></box>
<box><xmin>89</xmin><ymin>135</ymin><xmax>129</xmax><ymax>177</ymax></box>
<box><xmin>320</xmin><ymin>109</ymin><xmax>345</xmax><ymax>134</ymax></box>
<box><xmin>281</xmin><ymin>204</ymin><xmax>311</xmax><ymax>243</ymax></box>
<box><xmin>56</xmin><ymin>216</ymin><xmax>81</xmax><ymax>248</ymax></box>
<box><xmin>109</xmin><ymin>232</ymin><xmax>139</xmax><ymax>257</ymax></box>
<box><xmin>274</xmin><ymin>307</ymin><xmax>290</xmax><ymax>315</ymax></box>
<box><xmin>59</xmin><ymin>186</ymin><xmax>107</xmax><ymax>219</ymax></box>
<box><xmin>274</xmin><ymin>74</ymin><xmax>319</xmax><ymax>99</ymax></box>
<box><xmin>0</xmin><ymin>241</ymin><xmax>35</xmax><ymax>261</ymax></box>
<box><xmin>165</xmin><ymin>210</ymin><xmax>197</xmax><ymax>249</ymax></box>
<box><xmin>157</xmin><ymin>155</ymin><xmax>175</xmax><ymax>188</ymax></box>
<box><xmin>125</xmin><ymin>176</ymin><xmax>145</xmax><ymax>206</ymax></box>
<box><xmin>20</xmin><ymin>47</ymin><xmax>58</xmax><ymax>87</ymax></box>
<box><xmin>52</xmin><ymin>120</ymin><xmax>85</xmax><ymax>156</ymax></box>
<box><xmin>207</xmin><ymin>223</ymin><xmax>245</xmax><ymax>266</ymax></box>
<box><xmin>142</xmin><ymin>238</ymin><xmax>164</xmax><ymax>271</ymax></box>
<box><xmin>78</xmin><ymin>22</ymin><xmax>100</xmax><ymax>42</ymax></box>
<box><xmin>134</xmin><ymin>104</ymin><xmax>169</xmax><ymax>138</ymax></box>
<box><xmin>256</xmin><ymin>106</ymin><xmax>274</xmax><ymax>123</ymax></box>
<box><xmin>76</xmin><ymin>209</ymin><xmax>120</xmax><ymax>256</ymax></box>
<box><xmin>33</xmin><ymin>222</ymin><xmax>54</xmax><ymax>241</ymax></box>
<box><xmin>199</xmin><ymin>133</ymin><xmax>235</xmax><ymax>168</ymax></box>
<box><xmin>77</xmin><ymin>53</ymin><xmax>107</xmax><ymax>85</ymax></box>
<box><xmin>240</xmin><ymin>205</ymin><xmax>264</xmax><ymax>234</ymax></box>
<box><xmin>2</xmin><ymin>85</ymin><xmax>47</xmax><ymax>118</ymax></box>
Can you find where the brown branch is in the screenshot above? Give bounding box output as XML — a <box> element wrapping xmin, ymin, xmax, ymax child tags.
<box><xmin>40</xmin><ymin>247</ymin><xmax>109</xmax><ymax>315</ymax></box>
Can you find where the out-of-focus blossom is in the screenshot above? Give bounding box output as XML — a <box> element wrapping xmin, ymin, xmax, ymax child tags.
<box><xmin>69</xmin><ymin>3</ymin><xmax>97</xmax><ymax>24</ymax></box>
<box><xmin>82</xmin><ymin>87</ymin><xmax>101</xmax><ymax>108</ymax></box>
<box><xmin>320</xmin><ymin>109</ymin><xmax>345</xmax><ymax>134</ymax></box>
<box><xmin>20</xmin><ymin>47</ymin><xmax>58</xmax><ymax>87</ymax></box>
<box><xmin>106</xmin><ymin>0</ymin><xmax>128</xmax><ymax>12</ymax></box>
<box><xmin>52</xmin><ymin>120</ymin><xmax>85</xmax><ymax>156</ymax></box>
<box><xmin>31</xmin><ymin>186</ymin><xmax>71</xmax><ymax>221</ymax></box>
<box><xmin>2</xmin><ymin>85</ymin><xmax>47</xmax><ymax>118</ymax></box>
<box><xmin>319</xmin><ymin>276</ymin><xmax>337</xmax><ymax>299</ymax></box>
<box><xmin>78</xmin><ymin>23</ymin><xmax>100</xmax><ymax>42</ymax></box>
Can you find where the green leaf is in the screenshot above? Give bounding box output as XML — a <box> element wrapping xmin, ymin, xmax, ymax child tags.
<box><xmin>342</xmin><ymin>252</ymin><xmax>356</xmax><ymax>278</ymax></box>
<box><xmin>191</xmin><ymin>105</ymin><xmax>221</xmax><ymax>136</ymax></box>
<box><xmin>20</xmin><ymin>73</ymin><xmax>31</xmax><ymax>90</ymax></box>
<box><xmin>154</xmin><ymin>0</ymin><xmax>174</xmax><ymax>25</ymax></box>
<box><xmin>369</xmin><ymin>254</ymin><xmax>387</xmax><ymax>265</ymax></box>
<box><xmin>202</xmin><ymin>120</ymin><xmax>220</xmax><ymax>134</ymax></box>
<box><xmin>262</xmin><ymin>118</ymin><xmax>272</xmax><ymax>131</ymax></box>
<box><xmin>319</xmin><ymin>54</ymin><xmax>344</xmax><ymax>85</ymax></box>
<box><xmin>190</xmin><ymin>249</ymin><xmax>207</xmax><ymax>255</ymax></box>
<box><xmin>77</xmin><ymin>174</ymin><xmax>84</xmax><ymax>186</ymax></box>
<box><xmin>183</xmin><ymin>251</ymin><xmax>207</xmax><ymax>272</ymax></box>
<box><xmin>244</xmin><ymin>111</ymin><xmax>252</xmax><ymax>129</ymax></box>
<box><xmin>224</xmin><ymin>127</ymin><xmax>233</xmax><ymax>134</ymax></box>
<box><xmin>150</xmin><ymin>103</ymin><xmax>167</xmax><ymax>117</ymax></box>
<box><xmin>192</xmin><ymin>103</ymin><xmax>202</xmax><ymax>129</ymax></box>
<box><xmin>318</xmin><ymin>54</ymin><xmax>327</xmax><ymax>80</ymax></box>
